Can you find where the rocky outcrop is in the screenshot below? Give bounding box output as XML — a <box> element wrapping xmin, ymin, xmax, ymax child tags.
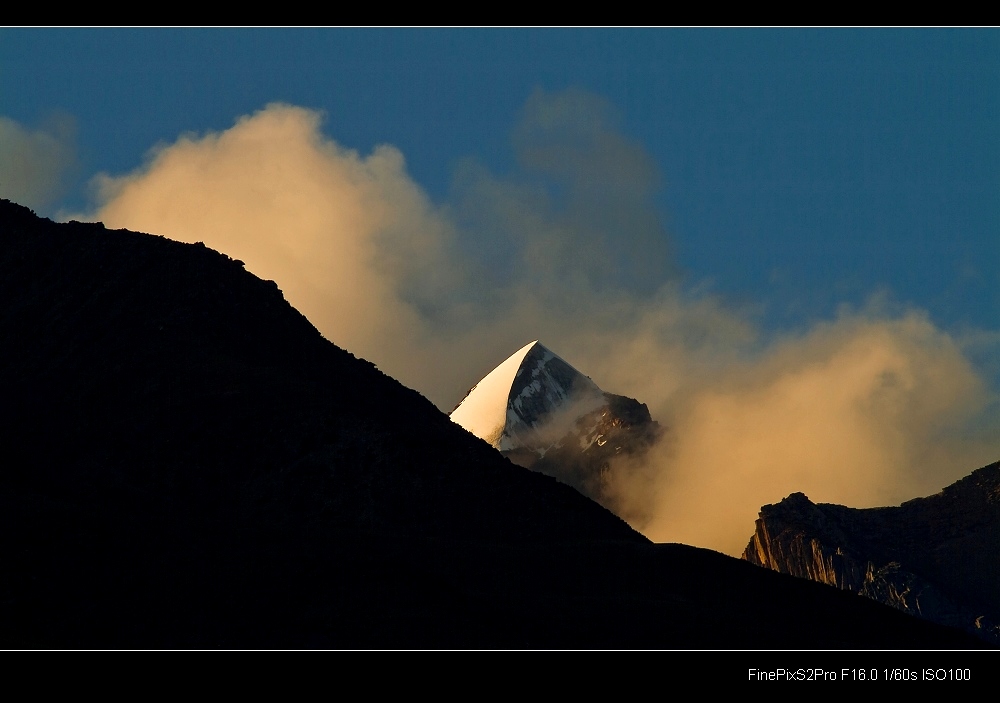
<box><xmin>743</xmin><ymin>462</ymin><xmax>1000</xmax><ymax>643</ymax></box>
<box><xmin>744</xmin><ymin>492</ymin><xmax>869</xmax><ymax>590</ymax></box>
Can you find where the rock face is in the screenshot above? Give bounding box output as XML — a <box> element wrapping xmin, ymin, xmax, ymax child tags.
<box><xmin>743</xmin><ymin>462</ymin><xmax>1000</xmax><ymax>643</ymax></box>
<box><xmin>451</xmin><ymin>340</ymin><xmax>661</xmax><ymax>518</ymax></box>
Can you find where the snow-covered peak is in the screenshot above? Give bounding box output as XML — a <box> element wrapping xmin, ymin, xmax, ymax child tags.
<box><xmin>450</xmin><ymin>340</ymin><xmax>539</xmax><ymax>447</ymax></box>
<box><xmin>451</xmin><ymin>341</ymin><xmax>606</xmax><ymax>453</ymax></box>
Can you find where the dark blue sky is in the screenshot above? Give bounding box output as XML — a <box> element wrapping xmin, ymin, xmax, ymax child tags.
<box><xmin>3</xmin><ymin>28</ymin><xmax>998</xmax><ymax>336</ymax></box>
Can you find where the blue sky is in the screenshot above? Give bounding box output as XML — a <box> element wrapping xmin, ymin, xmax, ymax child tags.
<box><xmin>3</xmin><ymin>28</ymin><xmax>999</xmax><ymax>551</ymax></box>
<box><xmin>4</xmin><ymin>28</ymin><xmax>997</xmax><ymax>333</ymax></box>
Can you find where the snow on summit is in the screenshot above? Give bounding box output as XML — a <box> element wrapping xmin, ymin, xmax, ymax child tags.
<box><xmin>450</xmin><ymin>341</ymin><xmax>605</xmax><ymax>455</ymax></box>
<box><xmin>451</xmin><ymin>340</ymin><xmax>662</xmax><ymax>520</ymax></box>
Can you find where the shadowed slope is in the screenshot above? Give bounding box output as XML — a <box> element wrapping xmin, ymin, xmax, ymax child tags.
<box><xmin>0</xmin><ymin>200</ymin><xmax>638</xmax><ymax>547</ymax></box>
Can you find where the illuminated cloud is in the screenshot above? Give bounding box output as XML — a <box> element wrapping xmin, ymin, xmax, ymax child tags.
<box><xmin>0</xmin><ymin>114</ymin><xmax>76</xmax><ymax>211</ymax></box>
<box><xmin>85</xmin><ymin>92</ymin><xmax>1000</xmax><ymax>555</ymax></box>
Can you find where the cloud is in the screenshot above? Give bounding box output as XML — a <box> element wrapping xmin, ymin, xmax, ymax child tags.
<box><xmin>84</xmin><ymin>92</ymin><xmax>1000</xmax><ymax>556</ymax></box>
<box><xmin>450</xmin><ymin>87</ymin><xmax>675</xmax><ymax>299</ymax></box>
<box><xmin>0</xmin><ymin>114</ymin><xmax>77</xmax><ymax>211</ymax></box>
<box><xmin>587</xmin><ymin>307</ymin><xmax>999</xmax><ymax>555</ymax></box>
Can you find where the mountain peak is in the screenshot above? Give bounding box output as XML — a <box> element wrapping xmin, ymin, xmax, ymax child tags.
<box><xmin>450</xmin><ymin>340</ymin><xmax>604</xmax><ymax>454</ymax></box>
<box><xmin>451</xmin><ymin>339</ymin><xmax>664</xmax><ymax>521</ymax></box>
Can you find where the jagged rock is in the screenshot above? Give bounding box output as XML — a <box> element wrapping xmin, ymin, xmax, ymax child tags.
<box><xmin>743</xmin><ymin>462</ymin><xmax>1000</xmax><ymax>643</ymax></box>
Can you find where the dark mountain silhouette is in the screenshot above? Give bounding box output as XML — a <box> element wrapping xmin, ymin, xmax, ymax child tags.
<box><xmin>744</xmin><ymin>462</ymin><xmax>1000</xmax><ymax>644</ymax></box>
<box><xmin>0</xmin><ymin>198</ymin><xmax>986</xmax><ymax>648</ymax></box>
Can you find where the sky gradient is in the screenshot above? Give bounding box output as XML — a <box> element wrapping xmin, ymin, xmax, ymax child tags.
<box><xmin>3</xmin><ymin>28</ymin><xmax>999</xmax><ymax>553</ymax></box>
